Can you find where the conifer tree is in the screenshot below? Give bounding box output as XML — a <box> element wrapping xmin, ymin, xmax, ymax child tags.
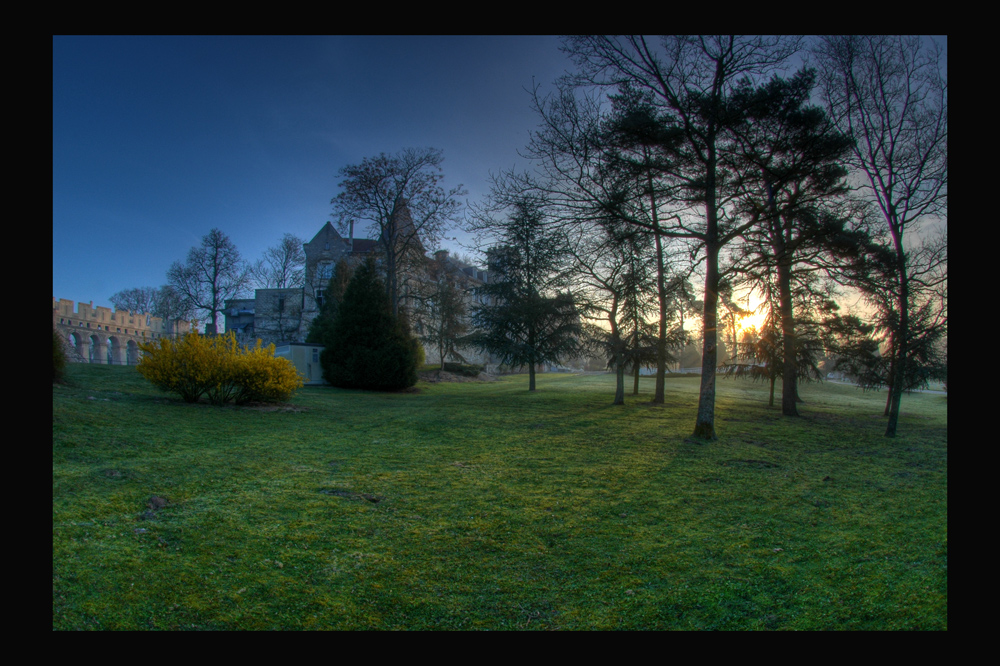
<box><xmin>467</xmin><ymin>198</ymin><xmax>581</xmax><ymax>391</ymax></box>
<box><xmin>306</xmin><ymin>258</ymin><xmax>355</xmax><ymax>344</ymax></box>
<box><xmin>319</xmin><ymin>257</ymin><xmax>419</xmax><ymax>391</ymax></box>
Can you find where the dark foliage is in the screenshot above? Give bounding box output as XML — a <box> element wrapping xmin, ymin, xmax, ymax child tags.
<box><xmin>319</xmin><ymin>257</ymin><xmax>419</xmax><ymax>391</ymax></box>
<box><xmin>467</xmin><ymin>200</ymin><xmax>582</xmax><ymax>390</ymax></box>
<box><xmin>306</xmin><ymin>258</ymin><xmax>355</xmax><ymax>344</ymax></box>
<box><xmin>53</xmin><ymin>329</ymin><xmax>68</xmax><ymax>384</ymax></box>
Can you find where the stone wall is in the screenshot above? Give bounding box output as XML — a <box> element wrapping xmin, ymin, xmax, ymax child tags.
<box><xmin>53</xmin><ymin>297</ymin><xmax>196</xmax><ymax>365</ymax></box>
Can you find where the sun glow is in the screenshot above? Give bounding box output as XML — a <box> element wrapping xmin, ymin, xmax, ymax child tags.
<box><xmin>736</xmin><ymin>309</ymin><xmax>769</xmax><ymax>337</ymax></box>
<box><xmin>732</xmin><ymin>294</ymin><xmax>770</xmax><ymax>339</ymax></box>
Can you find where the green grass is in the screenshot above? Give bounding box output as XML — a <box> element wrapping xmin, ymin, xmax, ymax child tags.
<box><xmin>53</xmin><ymin>365</ymin><xmax>947</xmax><ymax>630</ymax></box>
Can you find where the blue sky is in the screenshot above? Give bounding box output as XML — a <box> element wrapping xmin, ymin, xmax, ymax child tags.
<box><xmin>53</xmin><ymin>35</ymin><xmax>577</xmax><ymax>308</ymax></box>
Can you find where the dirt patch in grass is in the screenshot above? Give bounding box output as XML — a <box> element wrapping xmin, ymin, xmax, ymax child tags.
<box><xmin>720</xmin><ymin>459</ymin><xmax>780</xmax><ymax>469</ymax></box>
<box><xmin>319</xmin><ymin>488</ymin><xmax>384</xmax><ymax>503</ymax></box>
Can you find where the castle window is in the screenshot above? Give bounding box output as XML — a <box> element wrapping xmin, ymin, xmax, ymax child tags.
<box><xmin>316</xmin><ymin>288</ymin><xmax>325</xmax><ymax>309</ymax></box>
<box><xmin>278</xmin><ymin>296</ymin><xmax>285</xmax><ymax>313</ymax></box>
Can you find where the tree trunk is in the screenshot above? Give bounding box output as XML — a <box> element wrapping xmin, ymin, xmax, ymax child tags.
<box><xmin>776</xmin><ymin>256</ymin><xmax>799</xmax><ymax>416</ymax></box>
<box><xmin>765</xmin><ymin>177</ymin><xmax>798</xmax><ymax>417</ymax></box>
<box><xmin>633</xmin><ymin>364</ymin><xmax>640</xmax><ymax>395</ymax></box>
<box><xmin>438</xmin><ymin>337</ymin><xmax>445</xmax><ymax>378</ymax></box>
<box><xmin>885</xmin><ymin>249</ymin><xmax>909</xmax><ymax>437</ymax></box>
<box><xmin>651</xmin><ymin>184</ymin><xmax>668</xmax><ymax>405</ymax></box>
<box><xmin>693</xmin><ymin>133</ymin><xmax>721</xmax><ymax>440</ymax></box>
<box><xmin>883</xmin><ymin>348</ymin><xmax>896</xmax><ymax>416</ymax></box>
<box><xmin>614</xmin><ymin>363</ymin><xmax>625</xmax><ymax>405</ymax></box>
<box><xmin>693</xmin><ymin>240</ymin><xmax>720</xmax><ymax>440</ymax></box>
<box><xmin>529</xmin><ymin>362</ymin><xmax>536</xmax><ymax>392</ymax></box>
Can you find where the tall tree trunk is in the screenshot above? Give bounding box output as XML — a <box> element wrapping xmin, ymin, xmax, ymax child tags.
<box><xmin>693</xmin><ymin>145</ymin><xmax>720</xmax><ymax>439</ymax></box>
<box><xmin>885</xmin><ymin>249</ymin><xmax>909</xmax><ymax>437</ymax></box>
<box><xmin>529</xmin><ymin>362</ymin><xmax>536</xmax><ymax>392</ymax></box>
<box><xmin>693</xmin><ymin>240</ymin><xmax>720</xmax><ymax>439</ymax></box>
<box><xmin>766</xmin><ymin>179</ymin><xmax>798</xmax><ymax>417</ymax></box>
<box><xmin>650</xmin><ymin>177</ymin><xmax>668</xmax><ymax>405</ymax></box>
<box><xmin>776</xmin><ymin>257</ymin><xmax>798</xmax><ymax>417</ymax></box>
<box><xmin>633</xmin><ymin>364</ymin><xmax>640</xmax><ymax>395</ymax></box>
<box><xmin>883</xmin><ymin>335</ymin><xmax>896</xmax><ymax>416</ymax></box>
<box><xmin>439</xmin><ymin>336</ymin><xmax>445</xmax><ymax>377</ymax></box>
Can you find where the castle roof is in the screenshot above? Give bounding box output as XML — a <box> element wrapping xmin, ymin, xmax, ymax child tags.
<box><xmin>305</xmin><ymin>221</ymin><xmax>344</xmax><ymax>250</ymax></box>
<box><xmin>349</xmin><ymin>238</ymin><xmax>379</xmax><ymax>256</ymax></box>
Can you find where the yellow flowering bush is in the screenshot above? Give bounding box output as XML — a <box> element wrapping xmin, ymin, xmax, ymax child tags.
<box><xmin>137</xmin><ymin>332</ymin><xmax>304</xmax><ymax>405</ymax></box>
<box><xmin>228</xmin><ymin>338</ymin><xmax>305</xmax><ymax>405</ymax></box>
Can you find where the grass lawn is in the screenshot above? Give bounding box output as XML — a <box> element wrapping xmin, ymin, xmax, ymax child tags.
<box><xmin>53</xmin><ymin>364</ymin><xmax>947</xmax><ymax>630</ymax></box>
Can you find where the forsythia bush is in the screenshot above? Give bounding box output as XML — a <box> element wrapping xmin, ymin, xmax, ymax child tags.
<box><xmin>137</xmin><ymin>332</ymin><xmax>304</xmax><ymax>405</ymax></box>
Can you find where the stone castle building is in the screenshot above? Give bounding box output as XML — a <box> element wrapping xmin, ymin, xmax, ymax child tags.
<box><xmin>224</xmin><ymin>220</ymin><xmax>493</xmax><ymax>367</ymax></box>
<box><xmin>53</xmin><ymin>298</ymin><xmax>197</xmax><ymax>365</ymax></box>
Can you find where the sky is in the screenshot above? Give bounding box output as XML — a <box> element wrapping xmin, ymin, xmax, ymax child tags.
<box><xmin>53</xmin><ymin>35</ymin><xmax>579</xmax><ymax>309</ymax></box>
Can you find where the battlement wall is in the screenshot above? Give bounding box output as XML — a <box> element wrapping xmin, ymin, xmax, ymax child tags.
<box><xmin>53</xmin><ymin>297</ymin><xmax>196</xmax><ymax>337</ymax></box>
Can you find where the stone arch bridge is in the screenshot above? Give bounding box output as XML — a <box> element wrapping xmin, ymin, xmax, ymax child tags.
<box><xmin>53</xmin><ymin>298</ymin><xmax>197</xmax><ymax>365</ymax></box>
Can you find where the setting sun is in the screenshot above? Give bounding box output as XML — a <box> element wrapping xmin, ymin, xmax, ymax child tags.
<box><xmin>732</xmin><ymin>293</ymin><xmax>770</xmax><ymax>339</ymax></box>
<box><xmin>736</xmin><ymin>308</ymin><xmax>769</xmax><ymax>338</ymax></box>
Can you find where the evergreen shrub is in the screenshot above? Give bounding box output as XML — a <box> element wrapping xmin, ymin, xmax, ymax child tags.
<box><xmin>53</xmin><ymin>329</ymin><xmax>68</xmax><ymax>383</ymax></box>
<box><xmin>320</xmin><ymin>257</ymin><xmax>420</xmax><ymax>391</ymax></box>
<box><xmin>137</xmin><ymin>331</ymin><xmax>303</xmax><ymax>404</ymax></box>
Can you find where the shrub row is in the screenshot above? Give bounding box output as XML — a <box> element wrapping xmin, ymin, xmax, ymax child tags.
<box><xmin>137</xmin><ymin>332</ymin><xmax>304</xmax><ymax>405</ymax></box>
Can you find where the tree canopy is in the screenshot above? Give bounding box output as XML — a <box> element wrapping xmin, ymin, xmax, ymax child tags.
<box><xmin>330</xmin><ymin>147</ymin><xmax>466</xmax><ymax>318</ymax></box>
<box><xmin>467</xmin><ymin>198</ymin><xmax>582</xmax><ymax>391</ymax></box>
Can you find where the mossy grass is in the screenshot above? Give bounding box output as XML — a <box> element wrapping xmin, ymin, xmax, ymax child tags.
<box><xmin>54</xmin><ymin>365</ymin><xmax>946</xmax><ymax>630</ymax></box>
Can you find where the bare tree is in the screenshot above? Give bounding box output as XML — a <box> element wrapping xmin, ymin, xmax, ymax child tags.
<box><xmin>813</xmin><ymin>35</ymin><xmax>947</xmax><ymax>436</ymax></box>
<box><xmin>411</xmin><ymin>253</ymin><xmax>470</xmax><ymax>375</ymax></box>
<box><xmin>109</xmin><ymin>285</ymin><xmax>193</xmax><ymax>336</ymax></box>
<box><xmin>330</xmin><ymin>148</ymin><xmax>466</xmax><ymax>319</ymax></box>
<box><xmin>166</xmin><ymin>228</ymin><xmax>251</xmax><ymax>335</ymax></box>
<box><xmin>109</xmin><ymin>287</ymin><xmax>158</xmax><ymax>316</ymax></box>
<box><xmin>250</xmin><ymin>233</ymin><xmax>306</xmax><ymax>289</ymax></box>
<box><xmin>152</xmin><ymin>284</ymin><xmax>194</xmax><ymax>337</ymax></box>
